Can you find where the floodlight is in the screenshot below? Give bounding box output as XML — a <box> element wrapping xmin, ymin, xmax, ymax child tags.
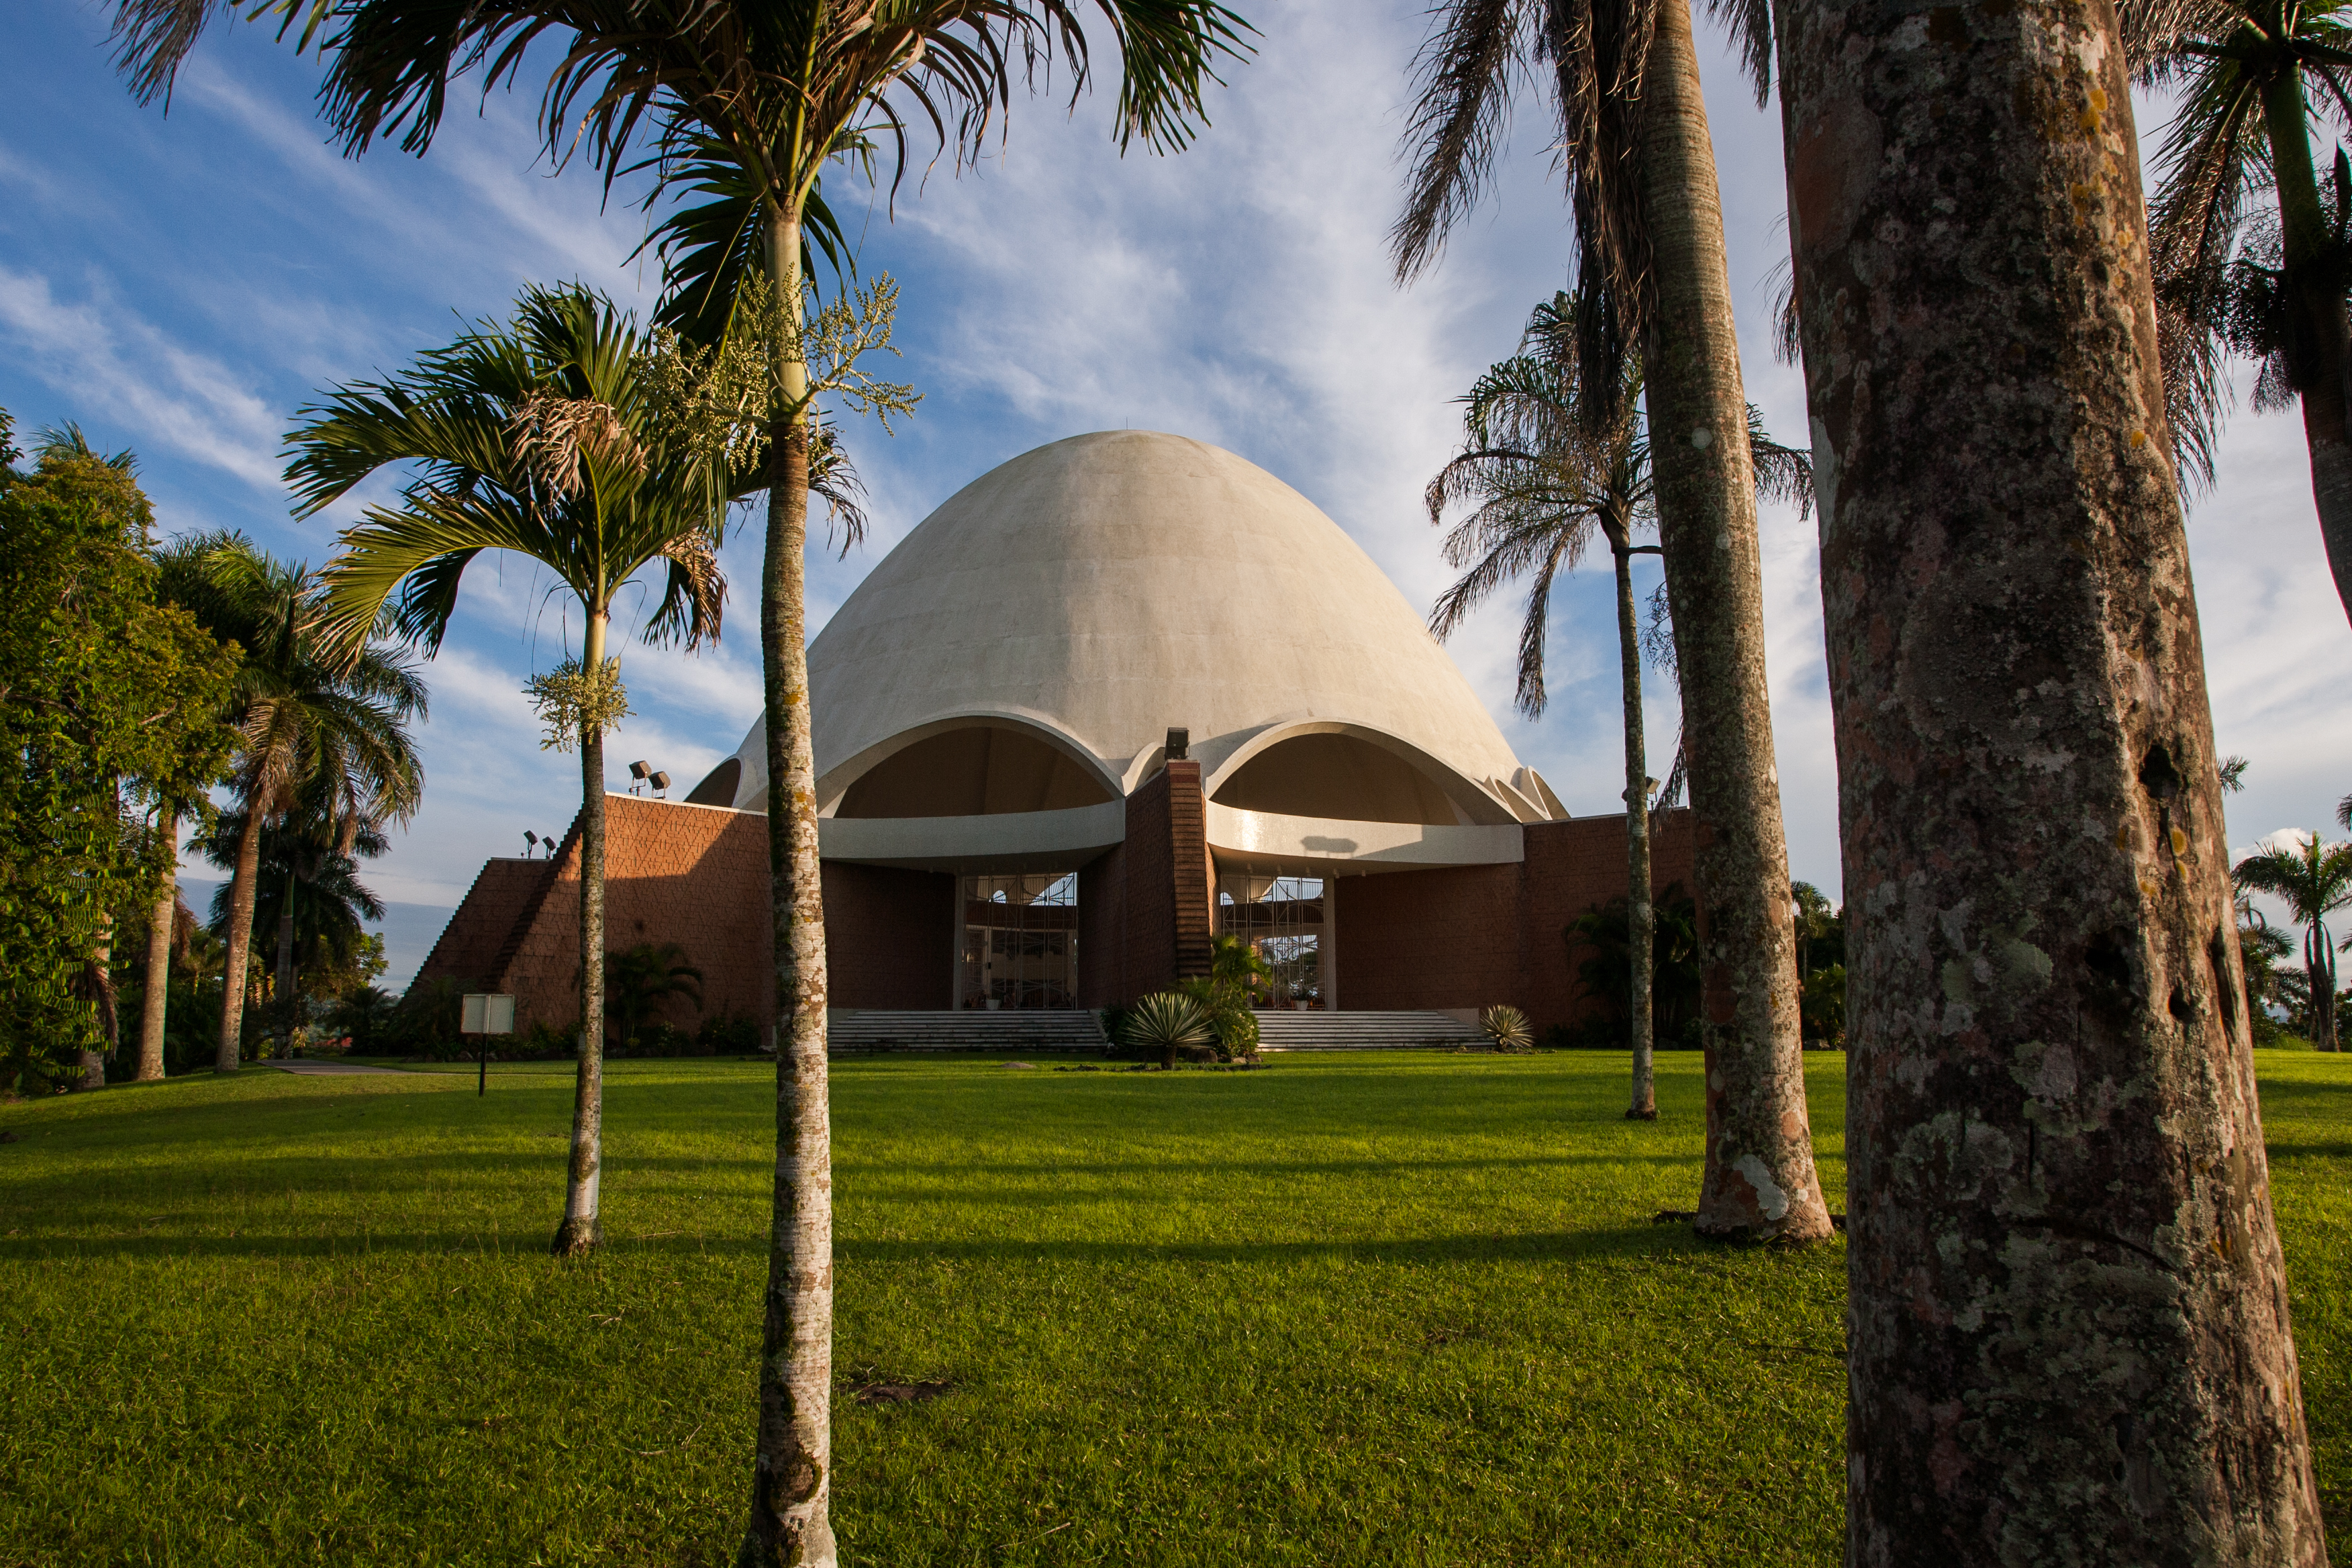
<box><xmin>629</xmin><ymin>760</ymin><xmax>652</xmax><ymax>780</ymax></box>
<box><xmin>1166</xmin><ymin>726</ymin><xmax>1189</xmax><ymax>760</ymax></box>
<box><xmin>650</xmin><ymin>771</ymin><xmax>671</xmax><ymax>795</ymax></box>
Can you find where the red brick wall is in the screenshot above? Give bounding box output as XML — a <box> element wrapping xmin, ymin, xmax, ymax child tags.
<box><xmin>1091</xmin><ymin>761</ymin><xmax>1212</xmax><ymax>1006</ymax></box>
<box><xmin>422</xmin><ymin>797</ymin><xmax>954</xmax><ymax>1032</ymax></box>
<box><xmin>1078</xmin><ymin>843</ymin><xmax>1128</xmax><ymax>1008</ymax></box>
<box><xmin>414</xmin><ymin>859</ymin><xmax>550</xmax><ymax>988</ymax></box>
<box><xmin>1335</xmin><ymin>810</ymin><xmax>1700</xmax><ymax>1034</ymax></box>
<box><xmin>496</xmin><ymin>796</ymin><xmax>775</xmax><ymax>1034</ymax></box>
<box><xmin>824</xmin><ymin>862</ymin><xmax>955</xmax><ymax>1009</ymax></box>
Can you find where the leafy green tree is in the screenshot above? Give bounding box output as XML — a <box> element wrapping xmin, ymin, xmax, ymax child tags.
<box><xmin>333</xmin><ymin>984</ymin><xmax>398</xmax><ymax>1055</ymax></box>
<box><xmin>2137</xmin><ymin>0</ymin><xmax>2352</xmax><ymax>626</ymax></box>
<box><xmin>1396</xmin><ymin>0</ymin><xmax>1830</xmax><ymax>1242</ymax></box>
<box><xmin>1427</xmin><ymin>288</ymin><xmax>1808</xmax><ymax>1120</ymax></box>
<box><xmin>288</xmin><ymin>283</ymin><xmax>750</xmax><ymax>1257</ymax></box>
<box><xmin>2234</xmin><ymin>831</ymin><xmax>2352</xmax><ymax>1050</ymax></box>
<box><xmin>0</xmin><ymin>415</ymin><xmax>238</xmax><ymax>1093</ymax></box>
<box><xmin>606</xmin><ymin>941</ymin><xmax>705</xmax><ymax>1050</ymax></box>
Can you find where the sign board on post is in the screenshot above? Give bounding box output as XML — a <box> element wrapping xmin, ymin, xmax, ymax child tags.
<box><xmin>460</xmin><ymin>993</ymin><xmax>516</xmax><ymax>1095</ymax></box>
<box><xmin>461</xmin><ymin>993</ymin><xmax>516</xmax><ymax>1035</ymax></box>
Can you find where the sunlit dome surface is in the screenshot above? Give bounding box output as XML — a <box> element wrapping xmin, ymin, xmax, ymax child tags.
<box><xmin>703</xmin><ymin>431</ymin><xmax>1551</xmax><ymax>827</ymax></box>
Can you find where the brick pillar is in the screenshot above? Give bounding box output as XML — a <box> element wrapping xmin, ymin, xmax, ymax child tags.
<box><xmin>1118</xmin><ymin>760</ymin><xmax>1214</xmax><ymax>1000</ymax></box>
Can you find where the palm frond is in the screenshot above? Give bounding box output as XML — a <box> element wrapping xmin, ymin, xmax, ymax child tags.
<box><xmin>1391</xmin><ymin>0</ymin><xmax>1534</xmax><ymax>282</ymax></box>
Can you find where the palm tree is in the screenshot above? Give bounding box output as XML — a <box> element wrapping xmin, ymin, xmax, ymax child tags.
<box><xmin>195</xmin><ymin>803</ymin><xmax>389</xmax><ymax>1026</ymax></box>
<box><xmin>287</xmin><ymin>283</ymin><xmax>750</xmax><ymax>1257</ymax></box>
<box><xmin>1775</xmin><ymin>0</ymin><xmax>2323</xmax><ymax>1550</ymax></box>
<box><xmin>2234</xmin><ymin>831</ymin><xmax>2352</xmax><ymax>1049</ymax></box>
<box><xmin>1395</xmin><ymin>0</ymin><xmax>1830</xmax><ymax>1242</ymax></box>
<box><xmin>158</xmin><ymin>533</ymin><xmax>424</xmax><ymax>1073</ymax></box>
<box><xmin>2136</xmin><ymin>0</ymin><xmax>2352</xmax><ymax>626</ymax></box>
<box><xmin>1426</xmin><ymin>289</ymin><xmax>1810</xmax><ymax>1123</ymax></box>
<box><xmin>607</xmin><ymin>940</ymin><xmax>706</xmax><ymax>1048</ymax></box>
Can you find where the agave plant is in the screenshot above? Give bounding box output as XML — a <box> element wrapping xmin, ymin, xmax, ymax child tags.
<box><xmin>1481</xmin><ymin>1003</ymin><xmax>1534</xmax><ymax>1054</ymax></box>
<box><xmin>1122</xmin><ymin>991</ymin><xmax>1216</xmax><ymax>1071</ymax></box>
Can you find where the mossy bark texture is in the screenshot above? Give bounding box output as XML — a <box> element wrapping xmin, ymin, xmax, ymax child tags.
<box><xmin>740</xmin><ymin>205</ymin><xmax>836</xmax><ymax>1568</ymax></box>
<box><xmin>1639</xmin><ymin>0</ymin><xmax>1830</xmax><ymax>1239</ymax></box>
<box><xmin>1774</xmin><ymin>0</ymin><xmax>2327</xmax><ymax>1560</ymax></box>
<box><xmin>554</xmin><ymin>640</ymin><xmax>608</xmax><ymax>1259</ymax></box>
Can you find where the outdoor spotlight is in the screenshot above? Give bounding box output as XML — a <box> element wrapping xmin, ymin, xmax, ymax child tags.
<box><xmin>650</xmin><ymin>771</ymin><xmax>671</xmax><ymax>797</ymax></box>
<box><xmin>524</xmin><ymin>830</ymin><xmax>540</xmax><ymax>857</ymax></box>
<box><xmin>1166</xmin><ymin>727</ymin><xmax>1189</xmax><ymax>761</ymax></box>
<box><xmin>629</xmin><ymin>760</ymin><xmax>652</xmax><ymax>780</ymax></box>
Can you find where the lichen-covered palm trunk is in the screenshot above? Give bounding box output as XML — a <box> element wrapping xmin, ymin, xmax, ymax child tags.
<box><xmin>1775</xmin><ymin>0</ymin><xmax>2327</xmax><ymax>1559</ymax></box>
<box><xmin>137</xmin><ymin>810</ymin><xmax>176</xmax><ymax>1081</ymax></box>
<box><xmin>552</xmin><ymin>707</ymin><xmax>608</xmax><ymax>1257</ymax></box>
<box><xmin>740</xmin><ymin>204</ymin><xmax>836</xmax><ymax>1568</ymax></box>
<box><xmin>215</xmin><ymin>802</ymin><xmax>266</xmax><ymax>1073</ymax></box>
<box><xmin>1610</xmin><ymin>534</ymin><xmax>1657</xmax><ymax>1120</ymax></box>
<box><xmin>1638</xmin><ymin>0</ymin><xmax>1828</xmax><ymax>1239</ymax></box>
<box><xmin>2260</xmin><ymin>68</ymin><xmax>2352</xmax><ymax>632</ymax></box>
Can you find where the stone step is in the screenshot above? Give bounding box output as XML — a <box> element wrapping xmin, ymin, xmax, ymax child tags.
<box><xmin>1253</xmin><ymin>1010</ymin><xmax>1488</xmax><ymax>1051</ymax></box>
<box><xmin>824</xmin><ymin>1010</ymin><xmax>1107</xmax><ymax>1053</ymax></box>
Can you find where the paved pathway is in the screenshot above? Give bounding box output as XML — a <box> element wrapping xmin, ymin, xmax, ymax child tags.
<box><xmin>256</xmin><ymin>1059</ymin><xmax>407</xmax><ymax>1075</ymax></box>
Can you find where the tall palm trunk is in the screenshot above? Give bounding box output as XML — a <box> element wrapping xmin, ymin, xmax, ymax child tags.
<box><xmin>1608</xmin><ymin>526</ymin><xmax>1657</xmax><ymax>1119</ymax></box>
<box><xmin>1638</xmin><ymin>0</ymin><xmax>1828</xmax><ymax>1240</ymax></box>
<box><xmin>215</xmin><ymin>794</ymin><xmax>268</xmax><ymax>1072</ymax></box>
<box><xmin>740</xmin><ymin>198</ymin><xmax>836</xmax><ymax>1568</ymax></box>
<box><xmin>137</xmin><ymin>809</ymin><xmax>176</xmax><ymax>1081</ymax></box>
<box><xmin>2261</xmin><ymin>66</ymin><xmax>2352</xmax><ymax>628</ymax></box>
<box><xmin>554</xmin><ymin>610</ymin><xmax>611</xmax><ymax>1256</ymax></box>
<box><xmin>1776</xmin><ymin>0</ymin><xmax>2325</xmax><ymax>1557</ymax></box>
<box><xmin>2306</xmin><ymin>922</ymin><xmax>2338</xmax><ymax>1050</ymax></box>
<box><xmin>275</xmin><ymin>863</ymin><xmax>299</xmax><ymax>1046</ymax></box>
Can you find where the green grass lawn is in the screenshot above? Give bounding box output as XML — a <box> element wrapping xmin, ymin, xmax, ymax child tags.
<box><xmin>1</xmin><ymin>1050</ymin><xmax>2344</xmax><ymax>1567</ymax></box>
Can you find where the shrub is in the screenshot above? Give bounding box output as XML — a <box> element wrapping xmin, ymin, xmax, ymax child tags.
<box><xmin>1481</xmin><ymin>1004</ymin><xmax>1533</xmax><ymax>1052</ymax></box>
<box><xmin>1118</xmin><ymin>991</ymin><xmax>1216</xmax><ymax>1069</ymax></box>
<box><xmin>697</xmin><ymin>1008</ymin><xmax>763</xmax><ymax>1055</ymax></box>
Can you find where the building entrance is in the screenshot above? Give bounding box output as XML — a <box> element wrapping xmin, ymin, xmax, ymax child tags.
<box><xmin>1216</xmin><ymin>871</ymin><xmax>1326</xmax><ymax>1009</ymax></box>
<box><xmin>958</xmin><ymin>871</ymin><xmax>1079</xmax><ymax>1010</ymax></box>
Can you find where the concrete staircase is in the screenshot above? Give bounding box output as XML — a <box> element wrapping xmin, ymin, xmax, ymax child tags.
<box><xmin>825</xmin><ymin>1010</ymin><xmax>1108</xmax><ymax>1054</ymax></box>
<box><xmin>1254</xmin><ymin>1010</ymin><xmax>1488</xmax><ymax>1052</ymax></box>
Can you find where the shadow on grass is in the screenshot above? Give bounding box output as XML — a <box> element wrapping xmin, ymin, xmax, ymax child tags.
<box><xmin>0</xmin><ymin>1220</ymin><xmax>1793</xmax><ymax>1269</ymax></box>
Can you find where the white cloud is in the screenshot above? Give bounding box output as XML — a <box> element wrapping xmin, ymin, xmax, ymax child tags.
<box><xmin>0</xmin><ymin>265</ymin><xmax>285</xmax><ymax>490</ymax></box>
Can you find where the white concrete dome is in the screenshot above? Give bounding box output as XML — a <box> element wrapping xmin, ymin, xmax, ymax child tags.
<box><xmin>699</xmin><ymin>430</ymin><xmax>1564</xmax><ymax>830</ymax></box>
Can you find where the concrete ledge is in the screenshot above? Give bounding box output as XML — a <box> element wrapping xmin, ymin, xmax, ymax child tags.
<box><xmin>1204</xmin><ymin>803</ymin><xmax>1523</xmax><ymax>873</ymax></box>
<box><xmin>818</xmin><ymin>799</ymin><xmax>1126</xmax><ymax>873</ymax></box>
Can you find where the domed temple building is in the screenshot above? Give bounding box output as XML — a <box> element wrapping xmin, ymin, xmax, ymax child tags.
<box><xmin>415</xmin><ymin>432</ymin><xmax>1695</xmax><ymax>1044</ymax></box>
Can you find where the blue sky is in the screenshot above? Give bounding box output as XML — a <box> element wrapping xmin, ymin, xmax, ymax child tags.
<box><xmin>8</xmin><ymin>1</ymin><xmax>2350</xmax><ymax>985</ymax></box>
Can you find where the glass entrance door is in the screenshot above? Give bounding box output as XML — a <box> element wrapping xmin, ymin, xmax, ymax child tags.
<box><xmin>959</xmin><ymin>871</ymin><xmax>1079</xmax><ymax>1010</ymax></box>
<box><xmin>1216</xmin><ymin>871</ymin><xmax>1325</xmax><ymax>1009</ymax></box>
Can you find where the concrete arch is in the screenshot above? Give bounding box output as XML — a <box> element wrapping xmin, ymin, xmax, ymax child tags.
<box><xmin>1202</xmin><ymin>719</ymin><xmax>1520</xmax><ymax>827</ymax></box>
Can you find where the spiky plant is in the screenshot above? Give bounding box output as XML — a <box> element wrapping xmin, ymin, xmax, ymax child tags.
<box><xmin>1122</xmin><ymin>991</ymin><xmax>1217</xmax><ymax>1071</ymax></box>
<box><xmin>1481</xmin><ymin>1003</ymin><xmax>1534</xmax><ymax>1053</ymax></box>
